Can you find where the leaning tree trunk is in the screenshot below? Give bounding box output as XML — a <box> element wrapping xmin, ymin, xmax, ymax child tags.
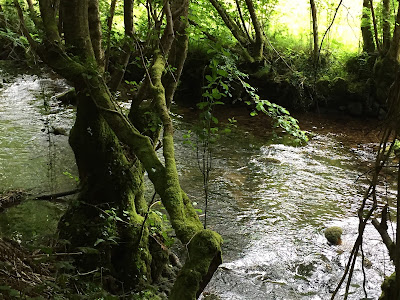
<box><xmin>208</xmin><ymin>0</ymin><xmax>258</xmax><ymax>62</ymax></box>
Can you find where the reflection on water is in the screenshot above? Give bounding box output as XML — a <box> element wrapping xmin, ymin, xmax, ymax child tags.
<box><xmin>0</xmin><ymin>72</ymin><xmax>77</xmax><ymax>194</ymax></box>
<box><xmin>0</xmin><ymin>70</ymin><xmax>395</xmax><ymax>299</ymax></box>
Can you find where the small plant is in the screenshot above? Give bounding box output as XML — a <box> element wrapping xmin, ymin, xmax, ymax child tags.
<box><xmin>97</xmin><ymin>207</ymin><xmax>120</xmax><ymax>246</ymax></box>
<box><xmin>192</xmin><ymin>43</ymin><xmax>308</xmax><ymax>228</ymax></box>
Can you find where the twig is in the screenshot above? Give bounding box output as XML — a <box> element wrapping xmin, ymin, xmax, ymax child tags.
<box><xmin>318</xmin><ymin>0</ymin><xmax>344</xmax><ymax>55</ymax></box>
<box><xmin>31</xmin><ymin>251</ymin><xmax>83</xmax><ymax>258</ymax></box>
<box><xmin>77</xmin><ymin>268</ymin><xmax>99</xmax><ymax>276</ymax></box>
<box><xmin>138</xmin><ymin>192</ymin><xmax>157</xmax><ymax>246</ymax></box>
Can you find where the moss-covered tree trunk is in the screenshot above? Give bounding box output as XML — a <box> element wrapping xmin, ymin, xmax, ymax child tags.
<box><xmin>15</xmin><ymin>0</ymin><xmax>223</xmax><ymax>297</ymax></box>
<box><xmin>59</xmin><ymin>88</ymin><xmax>150</xmax><ymax>287</ymax></box>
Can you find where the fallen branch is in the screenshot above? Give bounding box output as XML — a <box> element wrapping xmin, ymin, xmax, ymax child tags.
<box><xmin>35</xmin><ymin>189</ymin><xmax>80</xmax><ymax>200</ymax></box>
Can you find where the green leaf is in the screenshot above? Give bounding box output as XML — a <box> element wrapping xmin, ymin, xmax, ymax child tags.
<box><xmin>212</xmin><ymin>88</ymin><xmax>222</xmax><ymax>99</ymax></box>
<box><xmin>197</xmin><ymin>102</ymin><xmax>209</xmax><ymax>109</ymax></box>
<box><xmin>205</xmin><ymin>75</ymin><xmax>214</xmax><ymax>82</ymax></box>
<box><xmin>217</xmin><ymin>69</ymin><xmax>229</xmax><ymax>77</ymax></box>
<box><xmin>94</xmin><ymin>238</ymin><xmax>105</xmax><ymax>246</ymax></box>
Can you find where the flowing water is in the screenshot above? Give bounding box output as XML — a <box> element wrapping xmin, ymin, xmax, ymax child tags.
<box><xmin>173</xmin><ymin>110</ymin><xmax>395</xmax><ymax>300</ymax></box>
<box><xmin>0</xmin><ymin>67</ymin><xmax>396</xmax><ymax>299</ymax></box>
<box><xmin>0</xmin><ymin>64</ymin><xmax>77</xmax><ymax>244</ymax></box>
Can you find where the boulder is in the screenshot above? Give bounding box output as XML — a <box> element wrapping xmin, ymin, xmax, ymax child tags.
<box><xmin>324</xmin><ymin>226</ymin><xmax>343</xmax><ymax>245</ymax></box>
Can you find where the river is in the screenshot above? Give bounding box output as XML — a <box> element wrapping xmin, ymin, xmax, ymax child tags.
<box><xmin>0</xmin><ymin>67</ymin><xmax>395</xmax><ymax>299</ymax></box>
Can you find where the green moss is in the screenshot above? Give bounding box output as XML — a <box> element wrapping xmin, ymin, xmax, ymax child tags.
<box><xmin>324</xmin><ymin>226</ymin><xmax>343</xmax><ymax>245</ymax></box>
<box><xmin>60</xmin><ymin>91</ymin><xmax>155</xmax><ymax>291</ymax></box>
<box><xmin>379</xmin><ymin>272</ymin><xmax>397</xmax><ymax>300</ymax></box>
<box><xmin>169</xmin><ymin>230</ymin><xmax>222</xmax><ymax>300</ymax></box>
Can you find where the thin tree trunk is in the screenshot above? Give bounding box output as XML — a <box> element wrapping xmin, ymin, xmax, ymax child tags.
<box><xmin>244</xmin><ymin>0</ymin><xmax>263</xmax><ymax>61</ymax></box>
<box><xmin>105</xmin><ymin>0</ymin><xmax>117</xmax><ymax>71</ymax></box>
<box><xmin>0</xmin><ymin>4</ymin><xmax>5</xmax><ymax>29</ymax></box>
<box><xmin>361</xmin><ymin>0</ymin><xmax>375</xmax><ymax>53</ymax></box>
<box><xmin>310</xmin><ymin>0</ymin><xmax>318</xmax><ymax>63</ymax></box>
<box><xmin>109</xmin><ymin>0</ymin><xmax>134</xmax><ymax>91</ymax></box>
<box><xmin>388</xmin><ymin>2</ymin><xmax>400</xmax><ymax>61</ymax></box>
<box><xmin>235</xmin><ymin>0</ymin><xmax>251</xmax><ymax>41</ymax></box>
<box><xmin>395</xmin><ymin>159</ymin><xmax>400</xmax><ymax>299</ymax></box>
<box><xmin>369</xmin><ymin>0</ymin><xmax>381</xmax><ymax>53</ymax></box>
<box><xmin>382</xmin><ymin>0</ymin><xmax>391</xmax><ymax>52</ymax></box>
<box><xmin>208</xmin><ymin>0</ymin><xmax>248</xmax><ymax>46</ymax></box>
<box><xmin>163</xmin><ymin>0</ymin><xmax>189</xmax><ymax>108</ymax></box>
<box><xmin>88</xmin><ymin>0</ymin><xmax>104</xmax><ymax>70</ymax></box>
<box><xmin>25</xmin><ymin>0</ymin><xmax>42</xmax><ymax>28</ymax></box>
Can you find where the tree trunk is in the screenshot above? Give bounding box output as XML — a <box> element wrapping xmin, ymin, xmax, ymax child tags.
<box><xmin>208</xmin><ymin>0</ymin><xmax>248</xmax><ymax>46</ymax></box>
<box><xmin>361</xmin><ymin>0</ymin><xmax>376</xmax><ymax>53</ymax></box>
<box><xmin>163</xmin><ymin>0</ymin><xmax>189</xmax><ymax>107</ymax></box>
<box><xmin>109</xmin><ymin>0</ymin><xmax>134</xmax><ymax>91</ymax></box>
<box><xmin>18</xmin><ymin>0</ymin><xmax>223</xmax><ymax>296</ymax></box>
<box><xmin>382</xmin><ymin>0</ymin><xmax>391</xmax><ymax>53</ymax></box>
<box><xmin>25</xmin><ymin>0</ymin><xmax>42</xmax><ymax>28</ymax></box>
<box><xmin>59</xmin><ymin>88</ymin><xmax>150</xmax><ymax>287</ymax></box>
<box><xmin>104</xmin><ymin>0</ymin><xmax>117</xmax><ymax>71</ymax></box>
<box><xmin>235</xmin><ymin>0</ymin><xmax>251</xmax><ymax>41</ymax></box>
<box><xmin>0</xmin><ymin>4</ymin><xmax>5</xmax><ymax>29</ymax></box>
<box><xmin>310</xmin><ymin>0</ymin><xmax>318</xmax><ymax>62</ymax></box>
<box><xmin>388</xmin><ymin>2</ymin><xmax>400</xmax><ymax>61</ymax></box>
<box><xmin>88</xmin><ymin>0</ymin><xmax>104</xmax><ymax>69</ymax></box>
<box><xmin>369</xmin><ymin>0</ymin><xmax>381</xmax><ymax>53</ymax></box>
<box><xmin>244</xmin><ymin>0</ymin><xmax>264</xmax><ymax>61</ymax></box>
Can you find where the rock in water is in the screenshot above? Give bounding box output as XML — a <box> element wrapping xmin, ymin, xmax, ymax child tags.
<box><xmin>324</xmin><ymin>226</ymin><xmax>343</xmax><ymax>245</ymax></box>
